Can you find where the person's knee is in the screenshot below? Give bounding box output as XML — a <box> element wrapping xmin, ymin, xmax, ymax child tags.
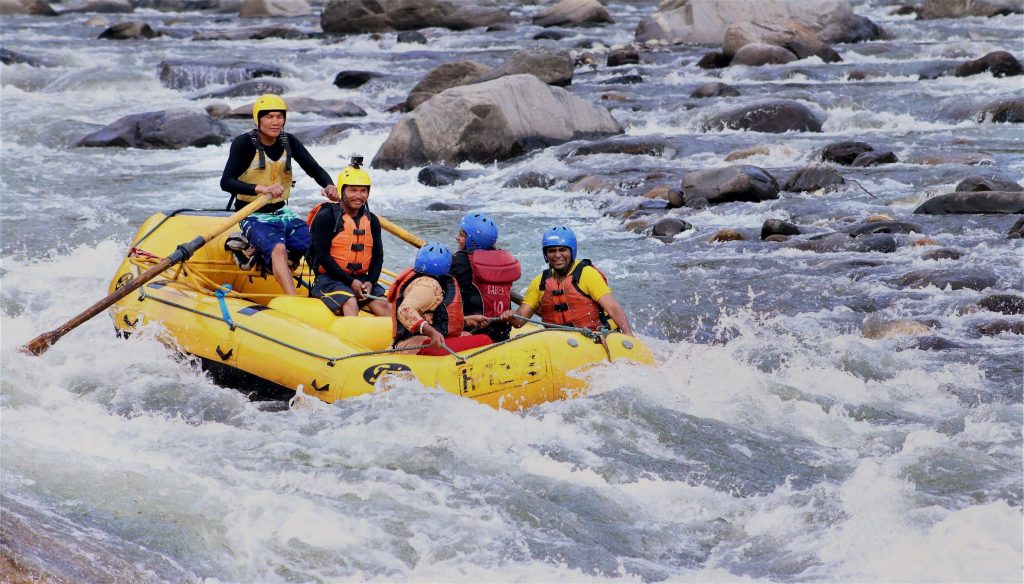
<box><xmin>270</xmin><ymin>243</ymin><xmax>287</xmax><ymax>258</ymax></box>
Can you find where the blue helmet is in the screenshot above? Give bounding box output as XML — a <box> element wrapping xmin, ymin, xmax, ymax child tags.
<box><xmin>460</xmin><ymin>213</ymin><xmax>498</xmax><ymax>251</ymax></box>
<box><xmin>541</xmin><ymin>225</ymin><xmax>577</xmax><ymax>261</ymax></box>
<box><xmin>414</xmin><ymin>242</ymin><xmax>452</xmax><ymax>276</ymax></box>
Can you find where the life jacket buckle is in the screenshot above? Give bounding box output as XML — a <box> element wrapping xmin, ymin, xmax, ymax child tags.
<box><xmin>350</xmin><ymin>243</ymin><xmax>365</xmax><ymax>251</ymax></box>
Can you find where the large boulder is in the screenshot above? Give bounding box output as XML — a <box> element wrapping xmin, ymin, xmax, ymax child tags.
<box><xmin>321</xmin><ymin>0</ymin><xmax>509</xmax><ymax>33</ymax></box>
<box><xmin>782</xmin><ymin>163</ymin><xmax>845</xmax><ymax>192</ymax></box>
<box><xmin>899</xmin><ymin>268</ymin><xmax>998</xmax><ymax>291</ymax></box>
<box><xmin>0</xmin><ymin>0</ymin><xmax>56</xmax><ymax>15</ymax></box>
<box><xmin>955</xmin><ymin>51</ymin><xmax>1023</xmax><ymax>78</ymax></box>
<box><xmin>98</xmin><ymin>21</ymin><xmax>160</xmax><ymax>39</ymax></box>
<box><xmin>635</xmin><ymin>0</ymin><xmax>853</xmax><ymax>45</ymax></box>
<box><xmin>473</xmin><ymin>47</ymin><xmax>575</xmax><ymax>87</ymax></box>
<box><xmin>918</xmin><ymin>0</ymin><xmax>1023</xmax><ymax>18</ymax></box>
<box><xmin>821</xmin><ymin>141</ymin><xmax>873</xmax><ymax>165</ymax></box>
<box><xmin>533</xmin><ymin>0</ymin><xmax>612</xmax><ymax>27</ymax></box>
<box><xmin>189</xmin><ymin>79</ymin><xmax>287</xmax><ymax>99</ymax></box>
<box><xmin>77</xmin><ymin>110</ymin><xmax>226</xmax><ymax>149</ymax></box>
<box><xmin>701</xmin><ymin>99</ymin><xmax>823</xmax><ymax>133</ymax></box>
<box><xmin>914</xmin><ymin>191</ymin><xmax>1024</xmax><ymax>214</ymax></box>
<box><xmin>371</xmin><ymin>74</ymin><xmax>623</xmax><ymax>170</ymax></box>
<box><xmin>955</xmin><ymin>175</ymin><xmax>1023</xmax><ymax>192</ymax></box>
<box><xmin>239</xmin><ymin>0</ymin><xmax>311</xmax><ymax>17</ymax></box>
<box><xmin>681</xmin><ymin>165</ymin><xmax>780</xmax><ymax>207</ymax></box>
<box><xmin>723</xmin><ymin>21</ymin><xmax>841</xmax><ymax>63</ymax></box>
<box><xmin>731</xmin><ymin>43</ymin><xmax>797</xmax><ymax>66</ymax></box>
<box><xmin>158</xmin><ymin>59</ymin><xmax>281</xmax><ymax>91</ymax></box>
<box><xmin>405</xmin><ymin>60</ymin><xmax>492</xmax><ymax>111</ymax></box>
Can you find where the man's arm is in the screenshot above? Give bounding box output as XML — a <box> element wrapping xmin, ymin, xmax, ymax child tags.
<box><xmin>597</xmin><ymin>294</ymin><xmax>633</xmax><ymax>336</ymax></box>
<box><xmin>288</xmin><ymin>135</ymin><xmax>334</xmax><ymax>189</ymax></box>
<box><xmin>366</xmin><ymin>214</ymin><xmax>384</xmax><ymax>286</ymax></box>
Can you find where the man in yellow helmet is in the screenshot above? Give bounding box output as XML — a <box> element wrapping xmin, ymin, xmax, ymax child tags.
<box><xmin>220</xmin><ymin>94</ymin><xmax>338</xmax><ymax>295</ymax></box>
<box><xmin>305</xmin><ymin>158</ymin><xmax>391</xmax><ymax>317</ymax></box>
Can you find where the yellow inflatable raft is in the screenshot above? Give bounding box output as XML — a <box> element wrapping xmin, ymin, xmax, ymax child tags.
<box><xmin>107</xmin><ymin>209</ymin><xmax>654</xmax><ymax>410</ymax></box>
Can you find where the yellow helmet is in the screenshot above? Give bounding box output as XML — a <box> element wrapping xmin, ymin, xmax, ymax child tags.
<box><xmin>252</xmin><ymin>94</ymin><xmax>287</xmax><ymax>127</ymax></box>
<box><xmin>337</xmin><ymin>166</ymin><xmax>371</xmax><ymax>191</ymax></box>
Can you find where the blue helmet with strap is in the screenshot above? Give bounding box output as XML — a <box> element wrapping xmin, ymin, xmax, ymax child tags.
<box><xmin>541</xmin><ymin>225</ymin><xmax>577</xmax><ymax>261</ymax></box>
<box><xmin>460</xmin><ymin>213</ymin><xmax>498</xmax><ymax>251</ymax></box>
<box><xmin>414</xmin><ymin>242</ymin><xmax>452</xmax><ymax>276</ymax></box>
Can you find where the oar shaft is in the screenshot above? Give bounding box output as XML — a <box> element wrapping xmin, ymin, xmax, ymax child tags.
<box><xmin>19</xmin><ymin>195</ymin><xmax>271</xmax><ymax>356</ymax></box>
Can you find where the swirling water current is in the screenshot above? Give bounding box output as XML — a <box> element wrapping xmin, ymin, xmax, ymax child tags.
<box><xmin>1</xmin><ymin>1</ymin><xmax>1022</xmax><ymax>581</ymax></box>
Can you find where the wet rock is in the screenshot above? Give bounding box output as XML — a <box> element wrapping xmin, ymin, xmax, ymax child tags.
<box><xmin>569</xmin><ymin>175</ymin><xmax>618</xmax><ymax>194</ymax></box>
<box><xmin>405</xmin><ymin>60</ymin><xmax>492</xmax><ymax>111</ymax></box>
<box><xmin>919</xmin><ymin>0</ymin><xmax>1023</xmax><ymax>19</ymax></box>
<box><xmin>397</xmin><ymin>30</ymin><xmax>427</xmax><ymax>43</ymax></box>
<box><xmin>474</xmin><ymin>47</ymin><xmax>575</xmax><ymax>87</ymax></box>
<box><xmin>782</xmin><ymin>163</ymin><xmax>846</xmax><ymax>192</ymax></box>
<box><xmin>1008</xmin><ymin>217</ymin><xmax>1024</xmax><ymax>238</ymax></box>
<box><xmin>0</xmin><ymin>48</ymin><xmax>47</xmax><ymax>66</ymax></box>
<box><xmin>724</xmin><ymin>145</ymin><xmax>773</xmax><ymax>161</ymax></box>
<box><xmin>63</xmin><ymin>0</ymin><xmax>134</xmax><ymax>13</ymax></box>
<box><xmin>955</xmin><ymin>175</ymin><xmax>1023</xmax><ymax>192</ymax></box>
<box><xmin>690</xmin><ymin>82</ymin><xmax>740</xmax><ymax>98</ymax></box>
<box><xmin>158</xmin><ymin>59</ymin><xmax>281</xmax><ymax>91</ymax></box>
<box><xmin>600</xmin><ymin>74</ymin><xmax>643</xmax><ymax>85</ymax></box>
<box><xmin>192</xmin><ymin>25</ymin><xmax>312</xmax><ymax>41</ymax></box>
<box><xmin>696</xmin><ymin>51</ymin><xmax>732</xmax><ymax>69</ymax></box>
<box><xmin>862</xmin><ymin>315</ymin><xmax>933</xmax><ymax>339</ymax></box>
<box><xmin>908</xmin><ymin>151</ymin><xmax>994</xmax><ymax>166</ymax></box>
<box><xmin>978</xmin><ymin>294</ymin><xmax>1024</xmax><ymax>315</ymax></box>
<box><xmin>723</xmin><ymin>22</ymin><xmax>841</xmax><ymax>63</ymax></box>
<box><xmin>503</xmin><ymin>171</ymin><xmax>558</xmax><ymax>189</ymax></box>
<box><xmin>681</xmin><ymin>165</ymin><xmax>780</xmax><ymax>207</ymax></box>
<box><xmin>416</xmin><ymin>165</ymin><xmax>483</xmax><ymax>187</ymax></box>
<box><xmin>204</xmin><ymin>103</ymin><xmax>231</xmax><ymax>118</ymax></box>
<box><xmin>0</xmin><ymin>0</ymin><xmax>57</xmax><ymax>15</ymax></box>
<box><xmin>98</xmin><ymin>21</ymin><xmax>160</xmax><ymax>40</ymax></box>
<box><xmin>190</xmin><ymin>78</ymin><xmax>286</xmax><ymax>99</ymax></box>
<box><xmin>533</xmin><ymin>0</ymin><xmax>612</xmax><ymax>28</ymax></box>
<box><xmin>917</xmin><ymin>62</ymin><xmax>957</xmax><ymax>80</ymax></box>
<box><xmin>77</xmin><ymin>109</ymin><xmax>226</xmax><ymax>149</ymax></box>
<box><xmin>821</xmin><ymin>141</ymin><xmax>873</xmax><ymax>165</ymax></box>
<box><xmin>711</xmin><ymin>228</ymin><xmax>744</xmax><ymax>242</ymax></box>
<box><xmin>847</xmin><ymin>220</ymin><xmax>924</xmax><ymax>236</ymax></box>
<box><xmin>955</xmin><ymin>51</ymin><xmax>1023</xmax><ymax>78</ymax></box>
<box><xmin>333</xmin><ymin>70</ymin><xmax>381</xmax><ymax>89</ymax></box>
<box><xmin>866</xmin><ymin>213</ymin><xmax>894</xmax><ymax>222</ymax></box>
<box><xmin>291</xmin><ymin>123</ymin><xmax>356</xmax><ymax>145</ymax></box>
<box><xmin>765</xmin><ymin>234</ymin><xmax>790</xmax><ymax>242</ymax></box>
<box><xmin>921</xmin><ymin>248</ymin><xmax>963</xmax><ymax>261</ymax></box>
<box><xmin>976</xmin><ymin>98</ymin><xmax>1024</xmax><ymax>123</ymax></box>
<box><xmin>701</xmin><ymin>99</ymin><xmax>823</xmax><ymax>133</ymax></box>
<box><xmin>321</xmin><ymin>0</ymin><xmax>509</xmax><ymax>34</ymax></box>
<box><xmin>607</xmin><ymin>47</ymin><xmax>639</xmax><ymax>67</ymax></box>
<box><xmin>908</xmin><ymin>336</ymin><xmax>964</xmax><ymax>351</ymax></box>
<box><xmin>975</xmin><ymin>320</ymin><xmax>1024</xmax><ymax>336</ymax></box>
<box><xmin>850</xmin><ymin>150</ymin><xmax>899</xmax><ymax>166</ymax></box>
<box><xmin>425</xmin><ymin>201</ymin><xmax>461</xmax><ymax>211</ymax></box>
<box><xmin>852</xmin><ymin>233</ymin><xmax>898</xmax><ymax>253</ymax></box>
<box><xmin>564</xmin><ymin>136</ymin><xmax>666</xmax><ymax>157</ymax></box>
<box><xmin>651</xmin><ymin>217</ymin><xmax>692</xmax><ymax>238</ymax></box>
<box><xmin>239</xmin><ymin>0</ymin><xmax>310</xmax><ymax>17</ymax></box>
<box><xmin>899</xmin><ymin>268</ymin><xmax>998</xmax><ymax>291</ymax></box>
<box><xmin>533</xmin><ymin>29</ymin><xmax>569</xmax><ymax>40</ymax></box>
<box><xmin>372</xmin><ymin>74</ymin><xmax>622</xmax><ymax>169</ymax></box>
<box><xmin>277</xmin><ymin>97</ymin><xmax>366</xmax><ymax>117</ymax></box>
<box><xmin>761</xmin><ymin>219</ymin><xmax>799</xmax><ymax>239</ymax></box>
<box><xmin>913</xmin><ymin>191</ymin><xmax>1024</xmax><ymax>214</ymax></box>
<box><xmin>823</xmin><ymin>13</ymin><xmax>886</xmax><ymax>43</ymax></box>
<box><xmin>731</xmin><ymin>43</ymin><xmax>798</xmax><ymax>66</ymax></box>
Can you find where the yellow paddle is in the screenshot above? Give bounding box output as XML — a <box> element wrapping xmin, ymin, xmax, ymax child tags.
<box><xmin>376</xmin><ymin>215</ymin><xmax>523</xmax><ymax>305</ymax></box>
<box><xmin>20</xmin><ymin>194</ymin><xmax>273</xmax><ymax>356</ymax></box>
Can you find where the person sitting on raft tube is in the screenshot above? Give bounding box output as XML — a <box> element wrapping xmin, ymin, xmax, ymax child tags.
<box><xmin>220</xmin><ymin>94</ymin><xmax>338</xmax><ymax>295</ymax></box>
<box><xmin>306</xmin><ymin>159</ymin><xmax>390</xmax><ymax>317</ymax></box>
<box><xmin>501</xmin><ymin>225</ymin><xmax>634</xmax><ymax>336</ymax></box>
<box><xmin>451</xmin><ymin>213</ymin><xmax>521</xmax><ymax>342</ymax></box>
<box><xmin>389</xmin><ymin>243</ymin><xmax>492</xmax><ymax>354</ymax></box>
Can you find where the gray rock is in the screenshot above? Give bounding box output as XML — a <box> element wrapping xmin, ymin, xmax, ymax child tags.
<box><xmin>563</xmin><ymin>136</ymin><xmax>666</xmax><ymax>157</ymax></box>
<box><xmin>782</xmin><ymin>163</ymin><xmax>845</xmax><ymax>192</ymax></box>
<box><xmin>852</xmin><ymin>233</ymin><xmax>898</xmax><ymax>253</ymax></box>
<box><xmin>503</xmin><ymin>171</ymin><xmax>558</xmax><ymax>189</ymax></box>
<box><xmin>1008</xmin><ymin>217</ymin><xmax>1024</xmax><ymax>238</ymax></box>
<box><xmin>189</xmin><ymin>79</ymin><xmax>287</xmax><ymax>99</ymax></box>
<box><xmin>908</xmin><ymin>336</ymin><xmax>965</xmax><ymax>351</ymax></box>
<box><xmin>919</xmin><ymin>0</ymin><xmax>1023</xmax><ymax>18</ymax></box>
<box><xmin>913</xmin><ymin>191</ymin><xmax>1024</xmax><ymax>214</ymax></box>
<box><xmin>723</xmin><ymin>21</ymin><xmax>841</xmax><ymax>63</ymax></box>
<box><xmin>651</xmin><ymin>217</ymin><xmax>692</xmax><ymax>239</ymax></box>
<box><xmin>820</xmin><ymin>13</ymin><xmax>886</xmax><ymax>43</ymax></box>
<box><xmin>291</xmin><ymin>123</ymin><xmax>357</xmax><ymax>145</ymax></box>
<box><xmin>282</xmin><ymin>97</ymin><xmax>367</xmax><ymax>117</ymax></box>
<box><xmin>975</xmin><ymin>320</ymin><xmax>1024</xmax><ymax>336</ymax></box>
<box><xmin>847</xmin><ymin>220</ymin><xmax>924</xmax><ymax>236</ymax></box>
<box><xmin>321</xmin><ymin>0</ymin><xmax>509</xmax><ymax>34</ymax></box>
<box><xmin>0</xmin><ymin>0</ymin><xmax>57</xmax><ymax>15</ymax></box>
<box><xmin>599</xmin><ymin>74</ymin><xmax>643</xmax><ymax>85</ymax></box>
<box><xmin>955</xmin><ymin>51</ymin><xmax>1023</xmax><ymax>78</ymax></box>
<box><xmin>405</xmin><ymin>60</ymin><xmax>492</xmax><ymax>111</ymax></box>
<box><xmin>533</xmin><ymin>0</ymin><xmax>612</xmax><ymax>28</ymax></box>
<box><xmin>978</xmin><ymin>294</ymin><xmax>1024</xmax><ymax>315</ymax></box>
<box><xmin>696</xmin><ymin>51</ymin><xmax>732</xmax><ymax>69</ymax></box>
<box><xmin>533</xmin><ymin>30</ymin><xmax>569</xmax><ymax>40</ymax></box>
<box><xmin>0</xmin><ymin>48</ymin><xmax>48</xmax><ymax>66</ymax></box>
<box><xmin>607</xmin><ymin>48</ymin><xmax>639</xmax><ymax>67</ymax></box>
<box><xmin>158</xmin><ymin>59</ymin><xmax>281</xmax><ymax>91</ymax></box>
<box><xmin>701</xmin><ymin>99</ymin><xmax>823</xmax><ymax>133</ymax></box>
<box><xmin>371</xmin><ymin>74</ymin><xmax>623</xmax><ymax>169</ymax></box>
<box><xmin>333</xmin><ymin>70</ymin><xmax>381</xmax><ymax>89</ymax></box>
<box><xmin>396</xmin><ymin>30</ymin><xmax>427</xmax><ymax>43</ymax></box>
<box><xmin>681</xmin><ymin>165</ymin><xmax>780</xmax><ymax>207</ymax></box>
<box><xmin>62</xmin><ymin>0</ymin><xmax>133</xmax><ymax>13</ymax></box>
<box><xmin>761</xmin><ymin>219</ymin><xmax>799</xmax><ymax>239</ymax></box>
<box><xmin>976</xmin><ymin>98</ymin><xmax>1024</xmax><ymax>123</ymax></box>
<box><xmin>690</xmin><ymin>82</ymin><xmax>740</xmax><ymax>98</ymax></box>
<box><xmin>821</xmin><ymin>141</ymin><xmax>873</xmax><ymax>165</ymax></box>
<box><xmin>77</xmin><ymin>109</ymin><xmax>226</xmax><ymax>149</ymax></box>
<box><xmin>98</xmin><ymin>21</ymin><xmax>160</xmax><ymax>40</ymax></box>
<box><xmin>239</xmin><ymin>0</ymin><xmax>310</xmax><ymax>17</ymax></box>
<box><xmin>731</xmin><ymin>43</ymin><xmax>797</xmax><ymax>66</ymax></box>
<box><xmin>955</xmin><ymin>175</ymin><xmax>1023</xmax><ymax>192</ymax></box>
<box><xmin>850</xmin><ymin>150</ymin><xmax>898</xmax><ymax>166</ymax></box>
<box><xmin>192</xmin><ymin>26</ymin><xmax>312</xmax><ymax>41</ymax></box>
<box><xmin>899</xmin><ymin>268</ymin><xmax>999</xmax><ymax>291</ymax></box>
<box><xmin>417</xmin><ymin>165</ymin><xmax>483</xmax><ymax>187</ymax></box>
<box><xmin>921</xmin><ymin>248</ymin><xmax>964</xmax><ymax>261</ymax></box>
<box><xmin>473</xmin><ymin>47</ymin><xmax>574</xmax><ymax>87</ymax></box>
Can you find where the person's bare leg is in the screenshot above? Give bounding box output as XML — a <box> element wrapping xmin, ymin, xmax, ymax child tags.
<box><xmin>342</xmin><ymin>297</ymin><xmax>359</xmax><ymax>316</ymax></box>
<box><xmin>270</xmin><ymin>244</ymin><xmax>297</xmax><ymax>295</ymax></box>
<box><xmin>367</xmin><ymin>300</ymin><xmax>391</xmax><ymax>316</ymax></box>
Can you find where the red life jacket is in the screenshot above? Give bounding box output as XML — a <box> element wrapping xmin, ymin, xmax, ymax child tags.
<box><xmin>468</xmin><ymin>249</ymin><xmax>521</xmax><ymax>317</ymax></box>
<box><xmin>305</xmin><ymin>203</ymin><xmax>374</xmax><ymax>276</ymax></box>
<box><xmin>538</xmin><ymin>259</ymin><xmax>610</xmax><ymax>331</ymax></box>
<box><xmin>388</xmin><ymin>268</ymin><xmax>464</xmax><ymax>342</ymax></box>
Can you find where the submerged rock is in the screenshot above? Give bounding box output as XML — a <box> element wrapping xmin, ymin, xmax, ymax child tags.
<box><xmin>1009</xmin><ymin>217</ymin><xmax>1024</xmax><ymax>238</ymax></box>
<box><xmin>77</xmin><ymin>109</ymin><xmax>226</xmax><ymax>149</ymax></box>
<box><xmin>690</xmin><ymin>82</ymin><xmax>740</xmax><ymax>98</ymax></box>
<box><xmin>899</xmin><ymin>268</ymin><xmax>999</xmax><ymax>291</ymax></box>
<box><xmin>321</xmin><ymin>0</ymin><xmax>509</xmax><ymax>34</ymax></box>
<box><xmin>850</xmin><ymin>150</ymin><xmax>898</xmax><ymax>167</ymax></box>
<box><xmin>239</xmin><ymin>0</ymin><xmax>310</xmax><ymax>17</ymax></box>
<box><xmin>976</xmin><ymin>98</ymin><xmax>1024</xmax><ymax>123</ymax></box>
<box><xmin>977</xmin><ymin>294</ymin><xmax>1024</xmax><ymax>315</ymax></box>
<box><xmin>98</xmin><ymin>21</ymin><xmax>160</xmax><ymax>40</ymax></box>
<box><xmin>847</xmin><ymin>221</ymin><xmax>924</xmax><ymax>236</ymax></box>
<box><xmin>333</xmin><ymin>70</ymin><xmax>381</xmax><ymax>89</ymax></box>
<box><xmin>681</xmin><ymin>165</ymin><xmax>780</xmax><ymax>207</ymax></box>
<box><xmin>417</xmin><ymin>165</ymin><xmax>484</xmax><ymax>187</ymax></box>
<box><xmin>783</xmin><ymin>163</ymin><xmax>845</xmax><ymax>192</ymax></box>
<box><xmin>701</xmin><ymin>100</ymin><xmax>823</xmax><ymax>133</ymax></box>
<box><xmin>913</xmin><ymin>191</ymin><xmax>1024</xmax><ymax>214</ymax></box>
<box><xmin>651</xmin><ymin>217</ymin><xmax>692</xmax><ymax>239</ymax></box>
<box><xmin>821</xmin><ymin>141</ymin><xmax>873</xmax><ymax>165</ymax></box>
<box><xmin>921</xmin><ymin>248</ymin><xmax>964</xmax><ymax>261</ymax></box>
<box><xmin>761</xmin><ymin>219</ymin><xmax>799</xmax><ymax>239</ymax></box>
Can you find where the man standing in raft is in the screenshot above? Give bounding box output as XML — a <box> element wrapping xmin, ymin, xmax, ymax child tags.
<box><xmin>220</xmin><ymin>94</ymin><xmax>338</xmax><ymax>295</ymax></box>
<box><xmin>306</xmin><ymin>158</ymin><xmax>390</xmax><ymax>316</ymax></box>
<box><xmin>501</xmin><ymin>225</ymin><xmax>634</xmax><ymax>336</ymax></box>
<box><xmin>451</xmin><ymin>213</ymin><xmax>521</xmax><ymax>342</ymax></box>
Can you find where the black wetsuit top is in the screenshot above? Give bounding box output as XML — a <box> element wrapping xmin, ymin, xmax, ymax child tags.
<box><xmin>220</xmin><ymin>132</ymin><xmax>334</xmax><ymax>212</ymax></box>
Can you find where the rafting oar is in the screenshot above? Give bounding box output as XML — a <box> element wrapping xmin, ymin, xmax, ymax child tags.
<box><xmin>377</xmin><ymin>215</ymin><xmax>524</xmax><ymax>305</ymax></box>
<box><xmin>19</xmin><ymin>194</ymin><xmax>273</xmax><ymax>356</ymax></box>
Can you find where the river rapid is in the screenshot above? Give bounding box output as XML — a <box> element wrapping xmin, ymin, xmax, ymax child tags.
<box><xmin>2</xmin><ymin>0</ymin><xmax>1022</xmax><ymax>581</ymax></box>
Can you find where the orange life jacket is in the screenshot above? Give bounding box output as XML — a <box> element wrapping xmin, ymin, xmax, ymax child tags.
<box><xmin>538</xmin><ymin>259</ymin><xmax>610</xmax><ymax>331</ymax></box>
<box><xmin>468</xmin><ymin>249</ymin><xmax>521</xmax><ymax>317</ymax></box>
<box><xmin>388</xmin><ymin>268</ymin><xmax>464</xmax><ymax>342</ymax></box>
<box><xmin>305</xmin><ymin>203</ymin><xmax>374</xmax><ymax>276</ymax></box>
